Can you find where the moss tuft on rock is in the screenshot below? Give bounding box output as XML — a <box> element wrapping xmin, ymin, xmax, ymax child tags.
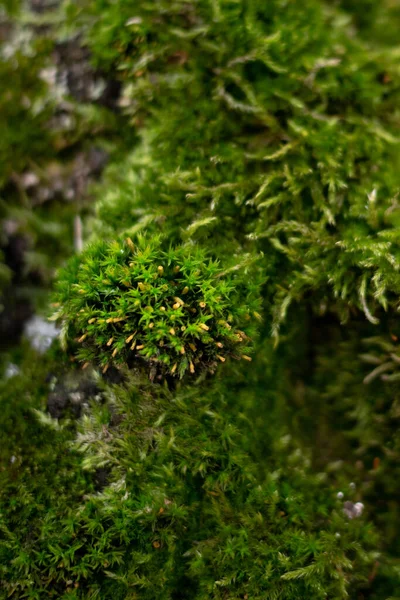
<box><xmin>54</xmin><ymin>233</ymin><xmax>262</xmax><ymax>378</ymax></box>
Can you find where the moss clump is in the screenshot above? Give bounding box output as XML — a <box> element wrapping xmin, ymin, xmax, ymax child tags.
<box><xmin>0</xmin><ymin>371</ymin><xmax>380</xmax><ymax>599</ymax></box>
<box><xmin>0</xmin><ymin>343</ymin><xmax>94</xmax><ymax>596</ymax></box>
<box><xmin>54</xmin><ymin>234</ymin><xmax>262</xmax><ymax>378</ymax></box>
<box><xmin>73</xmin><ymin>0</ymin><xmax>400</xmax><ymax>335</ymax></box>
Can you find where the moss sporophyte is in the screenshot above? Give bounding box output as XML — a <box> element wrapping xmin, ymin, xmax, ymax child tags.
<box><xmin>53</xmin><ymin>234</ymin><xmax>260</xmax><ymax>378</ymax></box>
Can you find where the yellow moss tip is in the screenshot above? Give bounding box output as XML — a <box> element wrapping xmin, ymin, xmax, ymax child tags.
<box><xmin>160</xmin><ymin>306</ymin><xmax>166</xmax><ymax>311</ymax></box>
<box><xmin>107</xmin><ymin>337</ymin><xmax>114</xmax><ymax>346</ymax></box>
<box><xmin>173</xmin><ymin>302</ymin><xmax>180</xmax><ymax>310</ymax></box>
<box><xmin>126</xmin><ymin>237</ymin><xmax>135</xmax><ymax>252</ymax></box>
<box><xmin>136</xmin><ymin>344</ymin><xmax>144</xmax><ymax>350</ymax></box>
<box><xmin>171</xmin><ymin>363</ymin><xmax>177</xmax><ymax>374</ymax></box>
<box><xmin>182</xmin><ymin>286</ymin><xmax>189</xmax><ymax>294</ymax></box>
<box><xmin>125</xmin><ymin>334</ymin><xmax>135</xmax><ymax>344</ymax></box>
<box><xmin>190</xmin><ymin>361</ymin><xmax>195</xmax><ymax>374</ymax></box>
<box><xmin>199</xmin><ymin>301</ymin><xmax>206</xmax><ymax>308</ymax></box>
<box><xmin>200</xmin><ymin>323</ymin><xmax>209</xmax><ymax>331</ymax></box>
<box><xmin>217</xmin><ymin>355</ymin><xmax>226</xmax><ymax>362</ymax></box>
<box><xmin>169</xmin><ymin>328</ymin><xmax>176</xmax><ymax>336</ymax></box>
<box><xmin>82</xmin><ymin>362</ymin><xmax>90</xmax><ymax>370</ymax></box>
<box><xmin>180</xmin><ymin>346</ymin><xmax>185</xmax><ymax>355</ymax></box>
<box><xmin>78</xmin><ymin>334</ymin><xmax>87</xmax><ymax>343</ymax></box>
<box><xmin>241</xmin><ymin>355</ymin><xmax>252</xmax><ymax>361</ymax></box>
<box><xmin>102</xmin><ymin>364</ymin><xmax>109</xmax><ymax>374</ymax></box>
<box><xmin>112</xmin><ymin>347</ymin><xmax>119</xmax><ymax>357</ymax></box>
<box><xmin>88</xmin><ymin>318</ymin><xmax>96</xmax><ymax>324</ymax></box>
<box><xmin>189</xmin><ymin>343</ymin><xmax>197</xmax><ymax>352</ymax></box>
<box><xmin>157</xmin><ymin>265</ymin><xmax>164</xmax><ymax>274</ymax></box>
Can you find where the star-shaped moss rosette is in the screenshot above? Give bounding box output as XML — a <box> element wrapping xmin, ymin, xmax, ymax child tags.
<box><xmin>52</xmin><ymin>234</ymin><xmax>262</xmax><ymax>378</ymax></box>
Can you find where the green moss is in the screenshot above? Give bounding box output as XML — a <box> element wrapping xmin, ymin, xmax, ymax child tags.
<box><xmin>0</xmin><ymin>344</ymin><xmax>95</xmax><ymax>597</ymax></box>
<box><xmin>0</xmin><ymin>372</ymin><xmax>381</xmax><ymax>599</ymax></box>
<box><xmin>54</xmin><ymin>233</ymin><xmax>262</xmax><ymax>378</ymax></box>
<box><xmin>2</xmin><ymin>0</ymin><xmax>400</xmax><ymax>597</ymax></box>
<box><xmin>71</xmin><ymin>0</ymin><xmax>400</xmax><ymax>333</ymax></box>
<box><xmin>0</xmin><ymin>37</ymin><xmax>54</xmax><ymax>185</ymax></box>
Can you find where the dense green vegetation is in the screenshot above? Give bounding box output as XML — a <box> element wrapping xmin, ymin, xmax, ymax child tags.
<box><xmin>1</xmin><ymin>0</ymin><xmax>400</xmax><ymax>598</ymax></box>
<box><xmin>54</xmin><ymin>233</ymin><xmax>262</xmax><ymax>377</ymax></box>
